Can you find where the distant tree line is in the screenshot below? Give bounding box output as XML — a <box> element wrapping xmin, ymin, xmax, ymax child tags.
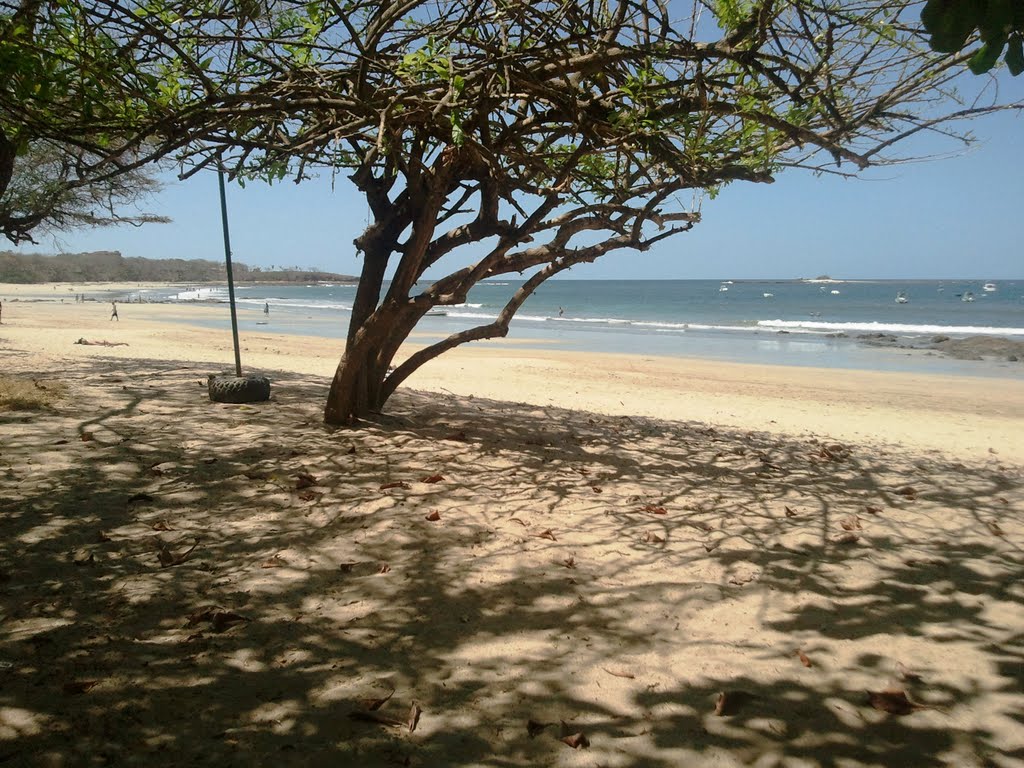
<box><xmin>0</xmin><ymin>250</ymin><xmax>355</xmax><ymax>284</ymax></box>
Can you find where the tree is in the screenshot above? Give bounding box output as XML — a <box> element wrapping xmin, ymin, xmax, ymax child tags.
<box><xmin>179</xmin><ymin>0</ymin><xmax>1017</xmax><ymax>424</ymax></box>
<box><xmin>0</xmin><ymin>0</ymin><xmax>286</xmax><ymax>243</ymax></box>
<box><xmin>0</xmin><ymin>141</ymin><xmax>169</xmax><ymax>240</ymax></box>
<box><xmin>922</xmin><ymin>0</ymin><xmax>1024</xmax><ymax>74</ymax></box>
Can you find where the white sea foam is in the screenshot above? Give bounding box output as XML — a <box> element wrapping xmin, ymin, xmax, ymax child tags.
<box><xmin>757</xmin><ymin>319</ymin><xmax>1024</xmax><ymax>336</ymax></box>
<box><xmin>240</xmin><ymin>298</ymin><xmax>352</xmax><ymax>311</ymax></box>
<box><xmin>445</xmin><ymin>310</ymin><xmax>497</xmax><ymax>320</ymax></box>
<box><xmin>553</xmin><ymin>316</ymin><xmax>628</xmax><ymax>324</ymax></box>
<box><xmin>173</xmin><ymin>287</ymin><xmax>228</xmax><ymax>301</ymax></box>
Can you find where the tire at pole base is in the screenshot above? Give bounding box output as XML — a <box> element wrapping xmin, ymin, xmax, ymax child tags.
<box><xmin>207</xmin><ymin>373</ymin><xmax>271</xmax><ymax>404</ymax></box>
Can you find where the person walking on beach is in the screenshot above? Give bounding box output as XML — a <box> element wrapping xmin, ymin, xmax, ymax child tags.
<box><xmin>110</xmin><ymin>301</ymin><xmax>119</xmax><ymax>321</ymax></box>
<box><xmin>264</xmin><ymin>302</ymin><xmax>270</xmax><ymax>316</ymax></box>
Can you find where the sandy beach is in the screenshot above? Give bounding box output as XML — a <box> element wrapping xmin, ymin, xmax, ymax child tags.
<box><xmin>1</xmin><ymin>286</ymin><xmax>1022</xmax><ymax>767</ymax></box>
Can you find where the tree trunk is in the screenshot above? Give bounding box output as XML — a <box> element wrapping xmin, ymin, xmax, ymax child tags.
<box><xmin>323</xmin><ymin>302</ymin><xmax>423</xmax><ymax>425</ymax></box>
<box><xmin>323</xmin><ymin>345</ymin><xmax>385</xmax><ymax>425</ymax></box>
<box><xmin>0</xmin><ymin>129</ymin><xmax>15</xmax><ymax>203</ymax></box>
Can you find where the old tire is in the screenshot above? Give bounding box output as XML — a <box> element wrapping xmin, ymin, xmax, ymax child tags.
<box><xmin>207</xmin><ymin>373</ymin><xmax>271</xmax><ymax>404</ymax></box>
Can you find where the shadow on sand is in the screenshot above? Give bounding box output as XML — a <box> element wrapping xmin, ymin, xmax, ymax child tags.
<box><xmin>1</xmin><ymin>357</ymin><xmax>1021</xmax><ymax>767</ymax></box>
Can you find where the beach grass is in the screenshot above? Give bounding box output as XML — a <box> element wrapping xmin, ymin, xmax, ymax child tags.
<box><xmin>0</xmin><ymin>373</ymin><xmax>65</xmax><ymax>411</ymax></box>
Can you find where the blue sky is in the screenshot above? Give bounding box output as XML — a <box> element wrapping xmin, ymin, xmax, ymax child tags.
<box><xmin>13</xmin><ymin>89</ymin><xmax>1024</xmax><ymax>281</ymax></box>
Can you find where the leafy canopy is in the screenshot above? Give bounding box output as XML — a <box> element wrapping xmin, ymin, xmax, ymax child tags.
<box><xmin>922</xmin><ymin>0</ymin><xmax>1024</xmax><ymax>74</ymax></box>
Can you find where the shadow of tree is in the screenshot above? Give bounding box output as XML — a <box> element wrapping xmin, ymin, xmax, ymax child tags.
<box><xmin>0</xmin><ymin>357</ymin><xmax>1021</xmax><ymax>767</ymax></box>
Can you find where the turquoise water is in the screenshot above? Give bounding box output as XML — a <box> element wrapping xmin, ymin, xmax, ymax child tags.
<box><xmin>130</xmin><ymin>279</ymin><xmax>1024</xmax><ymax>377</ymax></box>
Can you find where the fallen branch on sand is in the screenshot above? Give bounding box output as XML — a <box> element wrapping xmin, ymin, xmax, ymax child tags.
<box><xmin>75</xmin><ymin>338</ymin><xmax>129</xmax><ymax>347</ymax></box>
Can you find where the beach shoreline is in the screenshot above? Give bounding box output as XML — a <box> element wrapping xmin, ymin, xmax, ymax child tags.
<box><xmin>1</xmin><ymin>292</ymin><xmax>1021</xmax><ymax>464</ymax></box>
<box><xmin>5</xmin><ymin>279</ymin><xmax>1023</xmax><ymax>380</ymax></box>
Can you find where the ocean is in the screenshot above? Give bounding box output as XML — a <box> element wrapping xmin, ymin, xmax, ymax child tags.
<box><xmin>129</xmin><ymin>279</ymin><xmax>1024</xmax><ymax>377</ymax></box>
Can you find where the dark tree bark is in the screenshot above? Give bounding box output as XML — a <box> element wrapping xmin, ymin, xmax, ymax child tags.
<box><xmin>0</xmin><ymin>130</ymin><xmax>15</xmax><ymax>202</ymax></box>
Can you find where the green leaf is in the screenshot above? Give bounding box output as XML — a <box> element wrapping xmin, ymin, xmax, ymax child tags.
<box><xmin>921</xmin><ymin>0</ymin><xmax>953</xmax><ymax>34</ymax></box>
<box><xmin>923</xmin><ymin>0</ymin><xmax>979</xmax><ymax>53</ymax></box>
<box><xmin>968</xmin><ymin>38</ymin><xmax>1004</xmax><ymax>73</ymax></box>
<box><xmin>979</xmin><ymin>0</ymin><xmax>1013</xmax><ymax>43</ymax></box>
<box><xmin>1006</xmin><ymin>33</ymin><xmax>1024</xmax><ymax>75</ymax></box>
<box><xmin>450</xmin><ymin>113</ymin><xmax>464</xmax><ymax>146</ymax></box>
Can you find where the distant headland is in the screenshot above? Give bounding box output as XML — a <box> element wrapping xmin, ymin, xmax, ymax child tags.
<box><xmin>0</xmin><ymin>250</ymin><xmax>357</xmax><ymax>285</ymax></box>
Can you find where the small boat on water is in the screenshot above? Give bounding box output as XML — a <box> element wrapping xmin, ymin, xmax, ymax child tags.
<box><xmin>962</xmin><ymin>291</ymin><xmax>975</xmax><ymax>303</ymax></box>
<box><xmin>983</xmin><ymin>282</ymin><xmax>997</xmax><ymax>292</ymax></box>
<box><xmin>895</xmin><ymin>291</ymin><xmax>908</xmax><ymax>304</ymax></box>
<box><xmin>719</xmin><ymin>284</ymin><xmax>729</xmax><ymax>292</ymax></box>
<box><xmin>830</xmin><ymin>289</ymin><xmax>840</xmax><ymax>295</ymax></box>
<box><xmin>763</xmin><ymin>292</ymin><xmax>774</xmax><ymax>298</ymax></box>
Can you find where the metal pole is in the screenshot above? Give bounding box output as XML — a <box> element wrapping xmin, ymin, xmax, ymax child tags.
<box><xmin>218</xmin><ymin>169</ymin><xmax>243</xmax><ymax>377</ymax></box>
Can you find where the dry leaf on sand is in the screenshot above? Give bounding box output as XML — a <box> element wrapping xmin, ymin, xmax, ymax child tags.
<box><xmin>798</xmin><ymin>650</ymin><xmax>813</xmax><ymax>668</ymax></box>
<box><xmin>714</xmin><ymin>690</ymin><xmax>756</xmax><ymax>716</ymax></box>
<box><xmin>866</xmin><ymin>689</ymin><xmax>934</xmax><ymax>716</ymax></box>
<box><xmin>295</xmin><ymin>472</ymin><xmax>317</xmax><ymax>489</ymax></box>
<box><xmin>642</xmin><ymin>504</ymin><xmax>667</xmax><ymax>515</ymax></box>
<box><xmin>63</xmin><ymin>680</ymin><xmax>100</xmax><ymax>695</ymax></box>
<box><xmin>784</xmin><ymin>506</ymin><xmax>798</xmax><ymax>518</ymax></box>
<box><xmin>379</xmin><ymin>481</ymin><xmax>410</xmax><ymax>491</ymax></box>
<box><xmin>210</xmin><ymin>611</ymin><xmax>249</xmax><ymax>633</ymax></box>
<box><xmin>602</xmin><ymin>668</ymin><xmax>636</xmax><ymax>679</ymax></box>
<box><xmin>986</xmin><ymin>521</ymin><xmax>1006</xmax><ymax>537</ymax></box>
<box><xmin>642</xmin><ymin>532</ymin><xmax>665</xmax><ymax>544</ymax></box>
<box><xmin>157</xmin><ymin>538</ymin><xmax>199</xmax><ymax>567</ymax></box>
<box><xmin>187</xmin><ymin>608</ymin><xmax>217</xmax><ymax>626</ymax></box>
<box><xmin>559</xmin><ymin>721</ymin><xmax>590</xmax><ymax>749</ymax></box>
<box><xmin>425</xmin><ymin>510</ymin><xmax>441</xmax><ymax>522</ymax></box>
<box><xmin>419</xmin><ymin>474</ymin><xmax>445</xmax><ymax>483</ymax></box>
<box><xmin>407</xmin><ymin>702</ymin><xmax>422</xmax><ymax>733</ymax></box>
<box><xmin>561</xmin><ymin>556</ymin><xmax>576</xmax><ymax>569</ymax></box>
<box><xmin>840</xmin><ymin>515</ymin><xmax>861</xmax><ymax>531</ymax></box>
<box><xmin>537</xmin><ymin>529</ymin><xmax>557</xmax><ymax>541</ymax></box>
<box><xmin>260</xmin><ymin>554</ymin><xmax>287</xmax><ymax>569</ymax></box>
<box><xmin>359</xmin><ymin>689</ymin><xmax>394</xmax><ymax>711</ymax></box>
<box><xmin>865</xmin><ymin>505</ymin><xmax>883</xmax><ymax>515</ymax></box>
<box><xmin>349</xmin><ymin>711</ymin><xmax>406</xmax><ymax>727</ymax></box>
<box><xmin>150</xmin><ymin>519</ymin><xmax>173</xmax><ymax>531</ymax></box>
<box><xmin>187</xmin><ymin>608</ymin><xmax>249</xmax><ymax>633</ymax></box>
